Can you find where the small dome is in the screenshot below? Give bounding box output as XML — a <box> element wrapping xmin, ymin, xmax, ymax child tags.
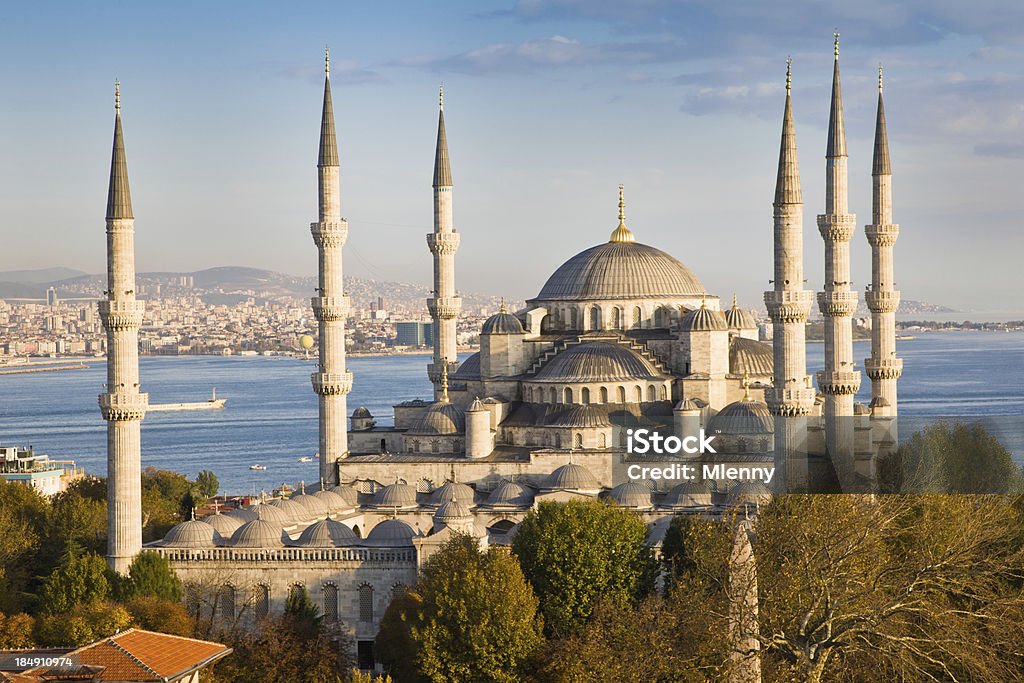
<box><xmin>467</xmin><ymin>397</ymin><xmax>486</xmax><ymax>412</ymax></box>
<box><xmin>452</xmin><ymin>352</ymin><xmax>481</xmax><ymax>381</ymax></box>
<box><xmin>246</xmin><ymin>502</ymin><xmax>292</xmax><ymax>525</ymax></box>
<box><xmin>293</xmin><ymin>518</ymin><xmax>359</xmax><ymax>547</ymax></box>
<box><xmin>329</xmin><ymin>485</ymin><xmax>360</xmax><ymax>508</ymax></box>
<box><xmin>267</xmin><ymin>497</ymin><xmax>309</xmax><ymax>522</ymax></box>
<box><xmin>291</xmin><ymin>492</ymin><xmax>330</xmax><ymax>518</ymax></box>
<box><xmin>660</xmin><ymin>481</ymin><xmax>714</xmax><ymax>509</ymax></box>
<box><xmin>729</xmin><ymin>482</ymin><xmax>772</xmax><ymax>506</ymax></box>
<box><xmin>485</xmin><ymin>480</ymin><xmax>534</xmax><ymax>507</ymax></box>
<box><xmin>434</xmin><ymin>500</ymin><xmax>472</xmax><ymax>521</ymax></box>
<box><xmin>429</xmin><ymin>481</ymin><xmax>475</xmax><ymax>506</ymax></box>
<box><xmin>224</xmin><ymin>508</ymin><xmax>257</xmax><ymax>524</ymax></box>
<box><xmin>230</xmin><ymin>517</ymin><xmax>286</xmax><ymax>548</ymax></box>
<box><xmin>407</xmin><ymin>401</ymin><xmax>465</xmax><ymax>436</ymax></box>
<box><xmin>312</xmin><ymin>489</ymin><xmax>349</xmax><ymax>512</ymax></box>
<box><xmin>365</xmin><ymin>519</ymin><xmax>417</xmax><ymax>546</ymax></box>
<box><xmin>374</xmin><ymin>482</ymin><xmax>419</xmax><ymax>509</ymax></box>
<box><xmin>534</xmin><ymin>342</ymin><xmax>666</xmax><ymax>383</ymax></box>
<box><xmin>202</xmin><ymin>513</ymin><xmax>244</xmax><ymax>537</ymax></box>
<box><xmin>681</xmin><ymin>304</ymin><xmax>728</xmax><ymax>332</ymax></box>
<box><xmin>673</xmin><ymin>397</ymin><xmax>704</xmax><ymax>412</ymax></box>
<box><xmin>482</xmin><ymin>311</ymin><xmax>525</xmax><ymax>335</ymax></box>
<box><xmin>870</xmin><ymin>396</ymin><xmax>891</xmax><ymax>409</ymax></box>
<box><xmin>546</xmin><ymin>405</ymin><xmax>612</xmax><ymax>428</ymax></box>
<box><xmin>352</xmin><ymin>406</ymin><xmax>373</xmax><ymax>418</ymax></box>
<box><xmin>163</xmin><ymin>519</ymin><xmax>221</xmax><ymax>548</ymax></box>
<box><xmin>545</xmin><ymin>462</ymin><xmax>601</xmax><ymax>491</ymax></box>
<box><xmin>724</xmin><ymin>299</ymin><xmax>758</xmax><ymax>329</ymax></box>
<box><xmin>607</xmin><ymin>481</ymin><xmax>653</xmax><ymax>509</ymax></box>
<box><xmin>707</xmin><ymin>397</ymin><xmax>773</xmax><ymax>435</ymax></box>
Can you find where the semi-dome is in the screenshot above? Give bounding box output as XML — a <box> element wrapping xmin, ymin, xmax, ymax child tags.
<box><xmin>681</xmin><ymin>303</ymin><xmax>728</xmax><ymax>332</ymax></box>
<box><xmin>730</xmin><ymin>337</ymin><xmax>773</xmax><ymax>376</ymax></box>
<box><xmin>485</xmin><ymin>480</ymin><xmax>534</xmax><ymax>507</ymax></box>
<box><xmin>374</xmin><ymin>482</ymin><xmax>419</xmax><ymax>509</ymax></box>
<box><xmin>202</xmin><ymin>513</ymin><xmax>244</xmax><ymax>537</ymax></box>
<box><xmin>163</xmin><ymin>519</ymin><xmax>221</xmax><ymax>548</ymax></box>
<box><xmin>533</xmin><ymin>241</ymin><xmax>705</xmax><ymax>302</ymax></box>
<box><xmin>482</xmin><ymin>311</ymin><xmax>524</xmax><ymax>335</ymax></box>
<box><xmin>290</xmin><ymin>491</ymin><xmax>330</xmax><ymax>518</ymax></box>
<box><xmin>429</xmin><ymin>480</ymin><xmax>475</xmax><ymax>506</ymax></box>
<box><xmin>329</xmin><ymin>485</ymin><xmax>360</xmax><ymax>508</ymax></box>
<box><xmin>364</xmin><ymin>519</ymin><xmax>417</xmax><ymax>546</ymax></box>
<box><xmin>293</xmin><ymin>518</ymin><xmax>358</xmax><ymax>547</ymax></box>
<box><xmin>247</xmin><ymin>502</ymin><xmax>292</xmax><ymax>525</ymax></box>
<box><xmin>546</xmin><ymin>405</ymin><xmax>612</xmax><ymax>428</ymax></box>
<box><xmin>229</xmin><ymin>517</ymin><xmax>286</xmax><ymax>548</ymax></box>
<box><xmin>545</xmin><ymin>462</ymin><xmax>601</xmax><ymax>491</ymax></box>
<box><xmin>607</xmin><ymin>481</ymin><xmax>653</xmax><ymax>509</ymax></box>
<box><xmin>707</xmin><ymin>395</ymin><xmax>773</xmax><ymax>435</ymax></box>
<box><xmin>407</xmin><ymin>401</ymin><xmax>465</xmax><ymax>435</ymax></box>
<box><xmin>534</xmin><ymin>342</ymin><xmax>666</xmax><ymax>383</ymax></box>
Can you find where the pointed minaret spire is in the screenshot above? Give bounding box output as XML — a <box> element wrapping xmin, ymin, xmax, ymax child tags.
<box><xmin>427</xmin><ymin>86</ymin><xmax>462</xmax><ymax>398</ymax></box>
<box><xmin>433</xmin><ymin>84</ymin><xmax>452</xmax><ymax>188</ymax></box>
<box><xmin>826</xmin><ymin>32</ymin><xmax>846</xmax><ymax>159</ymax></box>
<box><xmin>318</xmin><ymin>49</ymin><xmax>339</xmax><ymax>168</ymax></box>
<box><xmin>873</xmin><ymin>65</ymin><xmax>891</xmax><ymax>176</ymax></box>
<box><xmin>774</xmin><ymin>58</ymin><xmax>801</xmax><ymax>206</ymax></box>
<box><xmin>106</xmin><ymin>81</ymin><xmax>133</xmax><ymax>220</ymax></box>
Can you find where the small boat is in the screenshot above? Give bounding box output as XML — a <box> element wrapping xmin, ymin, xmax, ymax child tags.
<box><xmin>249</xmin><ymin>464</ymin><xmax>267</xmax><ymax>471</ymax></box>
<box><xmin>298</xmin><ymin>456</ymin><xmax>313</xmax><ymax>463</ymax></box>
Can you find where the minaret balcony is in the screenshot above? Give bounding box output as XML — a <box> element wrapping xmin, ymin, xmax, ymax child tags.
<box><xmin>864</xmin><ymin>358</ymin><xmax>903</xmax><ymax>380</ymax></box>
<box><xmin>98</xmin><ymin>300</ymin><xmax>145</xmax><ymax>330</ymax></box>
<box><xmin>865</xmin><ymin>290</ymin><xmax>900</xmax><ymax>313</ymax></box>
<box><xmin>816</xmin><ymin>213</ymin><xmax>857</xmax><ymax>241</ymax></box>
<box><xmin>864</xmin><ymin>223</ymin><xmax>899</xmax><ymax>246</ymax></box>
<box><xmin>427</xmin><ymin>297</ymin><xmax>462</xmax><ymax>320</ymax></box>
<box><xmin>310</xmin><ymin>220</ymin><xmax>349</xmax><ymax>249</ymax></box>
<box><xmin>427</xmin><ymin>361</ymin><xmax>462</xmax><ymax>384</ymax></box>
<box><xmin>311</xmin><ymin>296</ymin><xmax>351</xmax><ymax>321</ymax></box>
<box><xmin>426</xmin><ymin>232</ymin><xmax>460</xmax><ymax>255</ymax></box>
<box><xmin>817</xmin><ymin>291</ymin><xmax>858</xmax><ymax>317</ymax></box>
<box><xmin>816</xmin><ymin>370</ymin><xmax>862</xmax><ymax>396</ymax></box>
<box><xmin>99</xmin><ymin>392</ymin><xmax>149</xmax><ymax>421</ymax></box>
<box><xmin>311</xmin><ymin>370</ymin><xmax>353</xmax><ymax>396</ymax></box>
<box><xmin>764</xmin><ymin>290</ymin><xmax>814</xmax><ymax>322</ymax></box>
<box><xmin>765</xmin><ymin>387</ymin><xmax>816</xmax><ymax>416</ymax></box>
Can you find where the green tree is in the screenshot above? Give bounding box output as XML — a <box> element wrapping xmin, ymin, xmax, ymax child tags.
<box><xmin>376</xmin><ymin>590</ymin><xmax>426</xmax><ymax>683</ymax></box>
<box><xmin>125</xmin><ymin>596</ymin><xmax>193</xmax><ymax>636</ymax></box>
<box><xmin>39</xmin><ymin>550</ymin><xmax>111</xmax><ymax>614</ymax></box>
<box><xmin>0</xmin><ymin>480</ymin><xmax>47</xmax><ymax>613</ymax></box>
<box><xmin>511</xmin><ymin>500</ymin><xmax>656</xmax><ymax>637</ymax></box>
<box><xmin>35</xmin><ymin>599</ymin><xmax>132</xmax><ymax>647</ymax></box>
<box><xmin>45</xmin><ymin>488</ymin><xmax>107</xmax><ymax>560</ymax></box>
<box><xmin>880</xmin><ymin>421</ymin><xmax>1023</xmax><ymax>493</ymax></box>
<box><xmin>401</xmin><ymin>534</ymin><xmax>543</xmax><ymax>683</ymax></box>
<box><xmin>0</xmin><ymin>611</ymin><xmax>35</xmax><ymax>648</ymax></box>
<box><xmin>118</xmin><ymin>551</ymin><xmax>182</xmax><ymax>602</ymax></box>
<box><xmin>284</xmin><ymin>584</ymin><xmax>322</xmax><ymax>637</ymax></box>
<box><xmin>196</xmin><ymin>470</ymin><xmax>220</xmax><ymax>498</ymax></box>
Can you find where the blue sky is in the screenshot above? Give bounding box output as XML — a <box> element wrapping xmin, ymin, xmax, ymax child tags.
<box><xmin>0</xmin><ymin>0</ymin><xmax>1021</xmax><ymax>313</ymax></box>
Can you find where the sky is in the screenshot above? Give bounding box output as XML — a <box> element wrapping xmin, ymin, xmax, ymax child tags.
<box><xmin>0</xmin><ymin>1</ymin><xmax>1021</xmax><ymax>314</ymax></box>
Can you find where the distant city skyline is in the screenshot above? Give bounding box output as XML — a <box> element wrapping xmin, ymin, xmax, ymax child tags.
<box><xmin>1</xmin><ymin>1</ymin><xmax>1022</xmax><ymax>313</ymax></box>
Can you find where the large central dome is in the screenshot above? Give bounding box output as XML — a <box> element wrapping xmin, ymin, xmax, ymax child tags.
<box><xmin>533</xmin><ymin>241</ymin><xmax>706</xmax><ymax>301</ymax></box>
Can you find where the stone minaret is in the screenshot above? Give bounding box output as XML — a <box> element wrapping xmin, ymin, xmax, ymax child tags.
<box><xmin>100</xmin><ymin>82</ymin><xmax>148</xmax><ymax>574</ymax></box>
<box><xmin>426</xmin><ymin>86</ymin><xmax>461</xmax><ymax>398</ymax></box>
<box><xmin>816</xmin><ymin>34</ymin><xmax>860</xmax><ymax>479</ymax></box>
<box><xmin>865</xmin><ymin>66</ymin><xmax>902</xmax><ymax>417</ymax></box>
<box><xmin>764</xmin><ymin>61</ymin><xmax>816</xmax><ymax>491</ymax></box>
<box><xmin>310</xmin><ymin>49</ymin><xmax>352</xmax><ymax>485</ymax></box>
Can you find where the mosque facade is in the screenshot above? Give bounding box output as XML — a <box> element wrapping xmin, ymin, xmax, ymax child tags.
<box><xmin>99</xmin><ymin>40</ymin><xmax>902</xmax><ymax>664</ymax></box>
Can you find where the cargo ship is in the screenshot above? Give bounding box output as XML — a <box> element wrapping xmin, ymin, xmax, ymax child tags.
<box><xmin>148</xmin><ymin>388</ymin><xmax>227</xmax><ymax>412</ymax></box>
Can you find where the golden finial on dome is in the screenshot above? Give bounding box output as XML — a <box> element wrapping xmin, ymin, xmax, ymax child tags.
<box><xmin>609</xmin><ymin>184</ymin><xmax>636</xmax><ymax>243</ymax></box>
<box><xmin>114</xmin><ymin>80</ymin><xmax>120</xmax><ymax>110</ymax></box>
<box><xmin>440</xmin><ymin>362</ymin><xmax>449</xmax><ymax>403</ymax></box>
<box><xmin>499</xmin><ymin>297</ymin><xmax>506</xmax><ymax>314</ymax></box>
<box><xmin>742</xmin><ymin>371</ymin><xmax>751</xmax><ymax>400</ymax></box>
<box><xmin>732</xmin><ymin>293</ymin><xmax>739</xmax><ymax>309</ymax></box>
<box><xmin>700</xmin><ymin>293</ymin><xmax>707</xmax><ymax>308</ymax></box>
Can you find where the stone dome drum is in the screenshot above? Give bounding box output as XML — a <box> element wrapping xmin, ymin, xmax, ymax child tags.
<box><xmin>533</xmin><ymin>241</ymin><xmax>705</xmax><ymax>302</ymax></box>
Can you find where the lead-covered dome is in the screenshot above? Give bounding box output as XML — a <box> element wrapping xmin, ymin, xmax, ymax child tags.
<box><xmin>544</xmin><ymin>462</ymin><xmax>601</xmax><ymax>491</ymax></box>
<box><xmin>293</xmin><ymin>518</ymin><xmax>358</xmax><ymax>547</ymax></box>
<box><xmin>681</xmin><ymin>303</ymin><xmax>728</xmax><ymax>332</ymax></box>
<box><xmin>162</xmin><ymin>519</ymin><xmax>221</xmax><ymax>548</ymax></box>
<box><xmin>407</xmin><ymin>401</ymin><xmax>465</xmax><ymax>436</ymax></box>
<box><xmin>534</xmin><ymin>342</ymin><xmax>666</xmax><ymax>383</ymax></box>
<box><xmin>229</xmin><ymin>517</ymin><xmax>286</xmax><ymax>548</ymax></box>
<box><xmin>364</xmin><ymin>519</ymin><xmax>417</xmax><ymax>547</ymax></box>
<box><xmin>533</xmin><ymin>241</ymin><xmax>705</xmax><ymax>302</ymax></box>
<box><xmin>707</xmin><ymin>395</ymin><xmax>773</xmax><ymax>435</ymax></box>
<box><xmin>482</xmin><ymin>311</ymin><xmax>525</xmax><ymax>335</ymax></box>
<box><xmin>607</xmin><ymin>481</ymin><xmax>653</xmax><ymax>509</ymax></box>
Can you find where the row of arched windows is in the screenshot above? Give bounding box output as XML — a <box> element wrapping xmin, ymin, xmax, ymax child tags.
<box><xmin>551</xmin><ymin>304</ymin><xmax>693</xmax><ymax>332</ymax></box>
<box><xmin>191</xmin><ymin>582</ymin><xmax>389</xmax><ymax>624</ymax></box>
<box><xmin>525</xmin><ymin>383</ymin><xmax>669</xmax><ymax>404</ymax></box>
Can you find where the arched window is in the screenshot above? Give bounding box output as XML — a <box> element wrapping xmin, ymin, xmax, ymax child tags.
<box><xmin>550</xmin><ymin>387</ymin><xmax>558</xmax><ymax>404</ymax></box>
<box><xmin>359</xmin><ymin>584</ymin><xmax>374</xmax><ymax>623</ymax></box>
<box><xmin>648</xmin><ymin>385</ymin><xmax>657</xmax><ymax>402</ymax></box>
<box><xmin>633</xmin><ymin>306</ymin><xmax>642</xmax><ymax>328</ymax></box>
<box><xmin>589</xmin><ymin>306</ymin><xmax>601</xmax><ymax>330</ymax></box>
<box><xmin>612</xmin><ymin>307</ymin><xmax>622</xmax><ymax>330</ymax></box>
<box><xmin>737</xmin><ymin>438</ymin><xmax>748</xmax><ymax>453</ymax></box>
<box><xmin>581</xmin><ymin>387</ymin><xmax>590</xmax><ymax>404</ymax></box>
<box><xmin>220</xmin><ymin>585</ymin><xmax>236</xmax><ymax>620</ymax></box>
<box><xmin>574</xmin><ymin>433</ymin><xmax>583</xmax><ymax>449</ymax></box>
<box><xmin>322</xmin><ymin>583</ymin><xmax>339</xmax><ymax>623</ymax></box>
<box><xmin>431</xmin><ymin>440</ymin><xmax>439</xmax><ymax>453</ymax></box>
<box><xmin>659</xmin><ymin>385</ymin><xmax>668</xmax><ymax>400</ymax></box>
<box><xmin>254</xmin><ymin>584</ymin><xmax>270</xmax><ymax>620</ymax></box>
<box><xmin>570</xmin><ymin>307</ymin><xmax>579</xmax><ymax>330</ymax></box>
<box><xmin>555</xmin><ymin>433</ymin><xmax>562</xmax><ymax>448</ymax></box>
<box><xmin>379</xmin><ymin>438</ymin><xmax>387</xmax><ymax>453</ymax></box>
<box><xmin>564</xmin><ymin>387</ymin><xmax>573</xmax><ymax>403</ymax></box>
<box><xmin>634</xmin><ymin>386</ymin><xmax>643</xmax><ymax>403</ymax></box>
<box><xmin>600</xmin><ymin>433</ymin><xmax>607</xmax><ymax>448</ymax></box>
<box><xmin>600</xmin><ymin>387</ymin><xmax>609</xmax><ymax>404</ymax></box>
<box><xmin>617</xmin><ymin>386</ymin><xmax>626</xmax><ymax>403</ymax></box>
<box><xmin>759</xmin><ymin>438</ymin><xmax>769</xmax><ymax>451</ymax></box>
